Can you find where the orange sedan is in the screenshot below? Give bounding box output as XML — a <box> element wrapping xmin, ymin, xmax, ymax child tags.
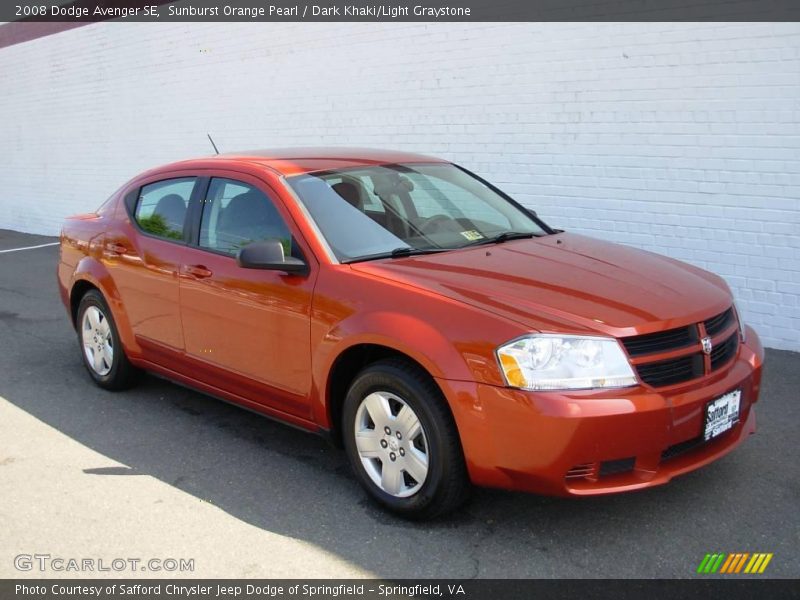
<box><xmin>58</xmin><ymin>149</ymin><xmax>763</xmax><ymax>518</ymax></box>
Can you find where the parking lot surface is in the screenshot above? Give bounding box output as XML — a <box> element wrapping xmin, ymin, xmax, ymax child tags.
<box><xmin>1</xmin><ymin>229</ymin><xmax>798</xmax><ymax>579</ymax></box>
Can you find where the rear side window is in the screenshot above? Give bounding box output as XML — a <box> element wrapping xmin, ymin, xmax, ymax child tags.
<box><xmin>135</xmin><ymin>178</ymin><xmax>196</xmax><ymax>241</ymax></box>
<box><xmin>199</xmin><ymin>178</ymin><xmax>292</xmax><ymax>256</ymax></box>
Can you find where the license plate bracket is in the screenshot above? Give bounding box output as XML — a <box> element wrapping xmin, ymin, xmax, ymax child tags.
<box><xmin>704</xmin><ymin>389</ymin><xmax>741</xmax><ymax>441</ymax></box>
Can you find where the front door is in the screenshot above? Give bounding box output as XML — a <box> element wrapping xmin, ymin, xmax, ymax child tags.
<box><xmin>178</xmin><ymin>175</ymin><xmax>316</xmax><ymax>418</ymax></box>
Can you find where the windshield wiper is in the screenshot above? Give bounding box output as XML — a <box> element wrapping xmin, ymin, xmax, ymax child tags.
<box><xmin>389</xmin><ymin>247</ymin><xmax>444</xmax><ymax>258</ymax></box>
<box><xmin>343</xmin><ymin>247</ymin><xmax>447</xmax><ymax>264</ymax></box>
<box><xmin>463</xmin><ymin>231</ymin><xmax>537</xmax><ymax>247</ymax></box>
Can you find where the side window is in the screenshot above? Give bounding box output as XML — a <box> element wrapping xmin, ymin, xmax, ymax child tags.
<box><xmin>199</xmin><ymin>178</ymin><xmax>292</xmax><ymax>256</ymax></box>
<box><xmin>135</xmin><ymin>178</ymin><xmax>195</xmax><ymax>241</ymax></box>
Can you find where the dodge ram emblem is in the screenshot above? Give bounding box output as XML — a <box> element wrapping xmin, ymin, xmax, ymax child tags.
<box><xmin>701</xmin><ymin>337</ymin><xmax>713</xmax><ymax>354</ymax></box>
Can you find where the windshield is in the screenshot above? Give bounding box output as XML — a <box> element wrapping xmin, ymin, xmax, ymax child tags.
<box><xmin>287</xmin><ymin>163</ymin><xmax>548</xmax><ymax>262</ymax></box>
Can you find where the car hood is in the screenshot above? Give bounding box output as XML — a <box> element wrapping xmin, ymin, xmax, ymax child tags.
<box><xmin>349</xmin><ymin>233</ymin><xmax>732</xmax><ymax>336</ymax></box>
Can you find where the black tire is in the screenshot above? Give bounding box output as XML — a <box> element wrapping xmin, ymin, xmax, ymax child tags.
<box><xmin>342</xmin><ymin>359</ymin><xmax>470</xmax><ymax>519</ymax></box>
<box><xmin>76</xmin><ymin>289</ymin><xmax>140</xmax><ymax>390</ymax></box>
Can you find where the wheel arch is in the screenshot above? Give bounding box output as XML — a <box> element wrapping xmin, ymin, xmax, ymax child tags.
<box><xmin>325</xmin><ymin>343</ymin><xmax>449</xmax><ymax>447</ymax></box>
<box><xmin>69</xmin><ymin>279</ymin><xmax>100</xmax><ymax>326</ymax></box>
<box><xmin>69</xmin><ymin>257</ymin><xmax>139</xmax><ymax>355</ymax></box>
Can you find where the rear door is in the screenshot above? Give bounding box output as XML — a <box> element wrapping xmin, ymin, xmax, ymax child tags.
<box><xmin>104</xmin><ymin>174</ymin><xmax>202</xmax><ymax>361</ymax></box>
<box><xmin>178</xmin><ymin>173</ymin><xmax>317</xmax><ymax>418</ymax></box>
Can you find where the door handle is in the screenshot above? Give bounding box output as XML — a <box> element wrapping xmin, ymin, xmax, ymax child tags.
<box><xmin>105</xmin><ymin>242</ymin><xmax>128</xmax><ymax>255</ymax></box>
<box><xmin>184</xmin><ymin>265</ymin><xmax>213</xmax><ymax>279</ymax></box>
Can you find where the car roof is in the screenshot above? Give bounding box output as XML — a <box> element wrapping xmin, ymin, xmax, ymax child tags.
<box><xmin>159</xmin><ymin>147</ymin><xmax>449</xmax><ymax>178</ymax></box>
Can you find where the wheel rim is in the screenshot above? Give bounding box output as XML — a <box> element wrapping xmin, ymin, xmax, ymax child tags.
<box><xmin>354</xmin><ymin>391</ymin><xmax>429</xmax><ymax>498</ymax></box>
<box><xmin>81</xmin><ymin>306</ymin><xmax>113</xmax><ymax>376</ymax></box>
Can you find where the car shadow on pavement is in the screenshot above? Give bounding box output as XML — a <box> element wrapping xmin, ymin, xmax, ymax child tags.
<box><xmin>1</xmin><ymin>244</ymin><xmax>798</xmax><ymax>578</ymax></box>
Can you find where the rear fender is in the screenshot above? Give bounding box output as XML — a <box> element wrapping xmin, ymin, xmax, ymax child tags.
<box><xmin>71</xmin><ymin>257</ymin><xmax>140</xmax><ymax>356</ymax></box>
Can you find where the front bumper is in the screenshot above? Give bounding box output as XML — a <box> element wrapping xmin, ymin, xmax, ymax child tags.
<box><xmin>440</xmin><ymin>326</ymin><xmax>764</xmax><ymax>496</ymax></box>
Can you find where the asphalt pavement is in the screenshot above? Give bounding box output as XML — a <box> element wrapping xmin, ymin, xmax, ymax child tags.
<box><xmin>1</xmin><ymin>228</ymin><xmax>798</xmax><ymax>579</ymax></box>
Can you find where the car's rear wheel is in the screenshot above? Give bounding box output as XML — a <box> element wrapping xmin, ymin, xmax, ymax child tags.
<box><xmin>342</xmin><ymin>359</ymin><xmax>470</xmax><ymax>519</ymax></box>
<box><xmin>76</xmin><ymin>289</ymin><xmax>139</xmax><ymax>390</ymax></box>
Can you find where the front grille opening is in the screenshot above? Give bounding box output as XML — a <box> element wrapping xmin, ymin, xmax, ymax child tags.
<box><xmin>711</xmin><ymin>333</ymin><xmax>739</xmax><ymax>371</ymax></box>
<box><xmin>565</xmin><ymin>462</ymin><xmax>598</xmax><ymax>480</ymax></box>
<box><xmin>599</xmin><ymin>457</ymin><xmax>636</xmax><ymax>477</ymax></box>
<box><xmin>661</xmin><ymin>436</ymin><xmax>705</xmax><ymax>462</ymax></box>
<box><xmin>635</xmin><ymin>353</ymin><xmax>704</xmax><ymax>387</ymax></box>
<box><xmin>622</xmin><ymin>325</ymin><xmax>698</xmax><ymax>357</ymax></box>
<box><xmin>704</xmin><ymin>307</ymin><xmax>736</xmax><ymax>337</ymax></box>
<box><xmin>621</xmin><ymin>305</ymin><xmax>737</xmax><ymax>389</ymax></box>
<box><xmin>661</xmin><ymin>427</ymin><xmax>736</xmax><ymax>463</ymax></box>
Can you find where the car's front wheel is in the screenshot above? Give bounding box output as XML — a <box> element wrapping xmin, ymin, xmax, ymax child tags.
<box><xmin>342</xmin><ymin>359</ymin><xmax>470</xmax><ymax>519</ymax></box>
<box><xmin>76</xmin><ymin>289</ymin><xmax>139</xmax><ymax>390</ymax></box>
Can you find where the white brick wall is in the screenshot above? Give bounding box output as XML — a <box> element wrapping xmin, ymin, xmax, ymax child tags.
<box><xmin>0</xmin><ymin>22</ymin><xmax>798</xmax><ymax>350</ymax></box>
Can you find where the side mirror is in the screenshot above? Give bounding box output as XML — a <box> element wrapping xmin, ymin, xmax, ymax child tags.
<box><xmin>236</xmin><ymin>240</ymin><xmax>308</xmax><ymax>275</ymax></box>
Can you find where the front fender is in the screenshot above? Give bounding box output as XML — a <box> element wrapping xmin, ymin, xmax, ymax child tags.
<box><xmin>311</xmin><ymin>309</ymin><xmax>481</xmax><ymax>428</ymax></box>
<box><xmin>332</xmin><ymin>310</ymin><xmax>470</xmax><ymax>375</ymax></box>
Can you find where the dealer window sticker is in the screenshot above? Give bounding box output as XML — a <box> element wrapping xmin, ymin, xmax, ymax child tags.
<box><xmin>459</xmin><ymin>230</ymin><xmax>484</xmax><ymax>241</ymax></box>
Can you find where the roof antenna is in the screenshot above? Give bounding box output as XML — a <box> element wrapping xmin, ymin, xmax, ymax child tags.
<box><xmin>207</xmin><ymin>133</ymin><xmax>220</xmax><ymax>155</ymax></box>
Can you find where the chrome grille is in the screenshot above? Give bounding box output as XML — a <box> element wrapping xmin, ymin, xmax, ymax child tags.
<box><xmin>565</xmin><ymin>462</ymin><xmax>597</xmax><ymax>480</ymax></box>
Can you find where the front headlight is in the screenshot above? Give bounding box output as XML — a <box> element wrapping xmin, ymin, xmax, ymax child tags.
<box><xmin>496</xmin><ymin>334</ymin><xmax>637</xmax><ymax>390</ymax></box>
